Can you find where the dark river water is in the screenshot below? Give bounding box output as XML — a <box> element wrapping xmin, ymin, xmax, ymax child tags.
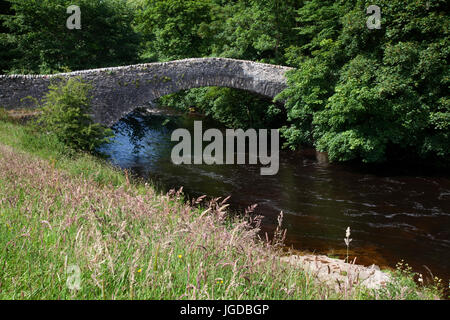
<box><xmin>100</xmin><ymin>108</ymin><xmax>450</xmax><ymax>284</ymax></box>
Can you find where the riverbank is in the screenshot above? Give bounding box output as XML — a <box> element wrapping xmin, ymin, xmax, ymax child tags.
<box><xmin>0</xmin><ymin>119</ymin><xmax>444</xmax><ymax>299</ymax></box>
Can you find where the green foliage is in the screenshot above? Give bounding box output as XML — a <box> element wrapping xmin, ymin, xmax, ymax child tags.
<box><xmin>136</xmin><ymin>0</ymin><xmax>300</xmax><ymax>129</ymax></box>
<box><xmin>2</xmin><ymin>0</ymin><xmax>140</xmax><ymax>74</ymax></box>
<box><xmin>136</xmin><ymin>0</ymin><xmax>301</xmax><ymax>63</ymax></box>
<box><xmin>0</xmin><ymin>33</ymin><xmax>15</xmax><ymax>74</ymax></box>
<box><xmin>2</xmin><ymin>0</ymin><xmax>448</xmax><ymax>165</ymax></box>
<box><xmin>210</xmin><ymin>0</ymin><xmax>301</xmax><ymax>64</ymax></box>
<box><xmin>0</xmin><ymin>108</ymin><xmax>12</xmax><ymax>122</ymax></box>
<box><xmin>159</xmin><ymin>87</ymin><xmax>284</xmax><ymax>129</ymax></box>
<box><xmin>136</xmin><ymin>0</ymin><xmax>216</xmax><ymax>61</ymax></box>
<box><xmin>36</xmin><ymin>77</ymin><xmax>113</xmax><ymax>152</ymax></box>
<box><xmin>0</xmin><ymin>1</ymin><xmax>14</xmax><ymax>74</ymax></box>
<box><xmin>0</xmin><ymin>121</ymin><xmax>443</xmax><ymax>300</ymax></box>
<box><xmin>278</xmin><ymin>0</ymin><xmax>450</xmax><ymax>164</ymax></box>
<box><xmin>376</xmin><ymin>260</ymin><xmax>445</xmax><ymax>300</ymax></box>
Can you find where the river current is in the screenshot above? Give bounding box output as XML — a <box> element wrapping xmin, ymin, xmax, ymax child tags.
<box><xmin>99</xmin><ymin>108</ymin><xmax>450</xmax><ymax>284</ymax></box>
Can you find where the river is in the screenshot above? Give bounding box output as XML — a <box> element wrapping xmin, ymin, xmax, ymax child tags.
<box><xmin>99</xmin><ymin>108</ymin><xmax>450</xmax><ymax>285</ymax></box>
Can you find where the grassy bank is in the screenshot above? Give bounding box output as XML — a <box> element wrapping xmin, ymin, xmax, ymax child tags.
<box><xmin>0</xmin><ymin>119</ymin><xmax>443</xmax><ymax>299</ymax></box>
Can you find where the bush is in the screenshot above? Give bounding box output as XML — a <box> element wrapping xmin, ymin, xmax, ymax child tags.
<box><xmin>278</xmin><ymin>0</ymin><xmax>449</xmax><ymax>164</ymax></box>
<box><xmin>36</xmin><ymin>77</ymin><xmax>113</xmax><ymax>152</ymax></box>
<box><xmin>0</xmin><ymin>108</ymin><xmax>13</xmax><ymax>122</ymax></box>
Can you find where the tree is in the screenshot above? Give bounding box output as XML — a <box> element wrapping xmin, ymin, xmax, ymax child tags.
<box><xmin>136</xmin><ymin>0</ymin><xmax>216</xmax><ymax>61</ymax></box>
<box><xmin>137</xmin><ymin>0</ymin><xmax>300</xmax><ymax>130</ymax></box>
<box><xmin>278</xmin><ymin>0</ymin><xmax>449</xmax><ymax>164</ymax></box>
<box><xmin>0</xmin><ymin>0</ymin><xmax>14</xmax><ymax>74</ymax></box>
<box><xmin>212</xmin><ymin>0</ymin><xmax>301</xmax><ymax>64</ymax></box>
<box><xmin>2</xmin><ymin>0</ymin><xmax>140</xmax><ymax>74</ymax></box>
<box><xmin>159</xmin><ymin>87</ymin><xmax>285</xmax><ymax>129</ymax></box>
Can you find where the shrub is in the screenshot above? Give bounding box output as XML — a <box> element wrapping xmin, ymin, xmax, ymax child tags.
<box><xmin>36</xmin><ymin>77</ymin><xmax>113</xmax><ymax>152</ymax></box>
<box><xmin>0</xmin><ymin>108</ymin><xmax>13</xmax><ymax>122</ymax></box>
<box><xmin>278</xmin><ymin>0</ymin><xmax>449</xmax><ymax>165</ymax></box>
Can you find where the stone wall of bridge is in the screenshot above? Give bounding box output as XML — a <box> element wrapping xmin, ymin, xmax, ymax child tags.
<box><xmin>0</xmin><ymin>58</ymin><xmax>293</xmax><ymax>126</ymax></box>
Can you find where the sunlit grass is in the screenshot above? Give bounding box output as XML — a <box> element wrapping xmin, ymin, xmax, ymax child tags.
<box><xmin>0</xmin><ymin>120</ymin><xmax>444</xmax><ymax>300</ymax></box>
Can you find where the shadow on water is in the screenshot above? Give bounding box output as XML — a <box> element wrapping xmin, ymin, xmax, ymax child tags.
<box><xmin>99</xmin><ymin>108</ymin><xmax>450</xmax><ymax>287</ymax></box>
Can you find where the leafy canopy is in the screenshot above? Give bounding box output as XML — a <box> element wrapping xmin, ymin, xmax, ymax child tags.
<box><xmin>2</xmin><ymin>0</ymin><xmax>139</xmax><ymax>74</ymax></box>
<box><xmin>277</xmin><ymin>0</ymin><xmax>449</xmax><ymax>164</ymax></box>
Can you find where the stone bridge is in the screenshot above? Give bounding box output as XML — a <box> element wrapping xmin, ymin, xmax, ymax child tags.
<box><xmin>0</xmin><ymin>58</ymin><xmax>293</xmax><ymax>126</ymax></box>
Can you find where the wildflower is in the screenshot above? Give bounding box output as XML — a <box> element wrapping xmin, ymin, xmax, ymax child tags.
<box><xmin>178</xmin><ymin>254</ymin><xmax>182</xmax><ymax>259</ymax></box>
<box><xmin>137</xmin><ymin>268</ymin><xmax>142</xmax><ymax>273</ymax></box>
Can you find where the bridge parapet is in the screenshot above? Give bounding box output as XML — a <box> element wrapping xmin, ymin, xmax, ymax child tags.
<box><xmin>0</xmin><ymin>58</ymin><xmax>293</xmax><ymax>126</ymax></box>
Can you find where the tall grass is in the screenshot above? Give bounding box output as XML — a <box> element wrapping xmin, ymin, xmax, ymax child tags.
<box><xmin>0</xmin><ymin>120</ymin><xmax>443</xmax><ymax>300</ymax></box>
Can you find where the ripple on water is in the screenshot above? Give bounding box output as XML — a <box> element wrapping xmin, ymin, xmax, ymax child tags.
<box><xmin>103</xmin><ymin>110</ymin><xmax>450</xmax><ymax>283</ymax></box>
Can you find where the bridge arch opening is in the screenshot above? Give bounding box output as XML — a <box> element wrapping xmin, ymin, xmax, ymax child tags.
<box><xmin>113</xmin><ymin>86</ymin><xmax>287</xmax><ymax>130</ymax></box>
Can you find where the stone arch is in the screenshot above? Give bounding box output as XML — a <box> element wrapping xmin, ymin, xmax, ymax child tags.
<box><xmin>0</xmin><ymin>58</ymin><xmax>293</xmax><ymax>126</ymax></box>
